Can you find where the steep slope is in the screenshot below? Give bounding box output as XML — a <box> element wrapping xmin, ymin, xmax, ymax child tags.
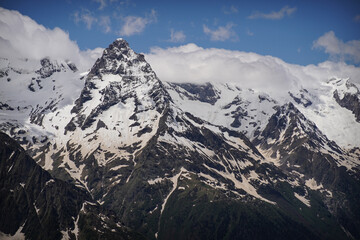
<box><xmin>0</xmin><ymin>56</ymin><xmax>84</xmax><ymax>153</ymax></box>
<box><xmin>0</xmin><ymin>131</ymin><xmax>145</xmax><ymax>240</ymax></box>
<box><xmin>28</xmin><ymin>39</ymin><xmax>170</xmax><ymax>189</ymax></box>
<box><xmin>253</xmin><ymin>103</ymin><xmax>360</xmax><ymax>239</ymax></box>
<box><xmin>166</xmin><ymin>79</ymin><xmax>360</xmax><ymax>149</ymax></box>
<box><xmin>292</xmin><ymin>78</ymin><xmax>360</xmax><ymax>148</ymax></box>
<box><xmin>331</xmin><ymin>78</ymin><xmax>360</xmax><ymax>122</ymax></box>
<box><xmin>165</xmin><ymin>82</ymin><xmax>278</xmax><ymax>139</ymax></box>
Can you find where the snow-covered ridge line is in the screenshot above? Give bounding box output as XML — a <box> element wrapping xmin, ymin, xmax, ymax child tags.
<box><xmin>166</xmin><ymin>79</ymin><xmax>360</xmax><ymax>149</ymax></box>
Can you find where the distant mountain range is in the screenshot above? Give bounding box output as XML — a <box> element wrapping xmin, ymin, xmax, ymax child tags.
<box><xmin>1</xmin><ymin>39</ymin><xmax>359</xmax><ymax>240</ymax></box>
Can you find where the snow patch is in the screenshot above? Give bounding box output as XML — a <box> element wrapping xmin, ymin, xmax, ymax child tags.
<box><xmin>0</xmin><ymin>224</ymin><xmax>25</xmax><ymax>240</ymax></box>
<box><xmin>61</xmin><ymin>230</ymin><xmax>71</xmax><ymax>240</ymax></box>
<box><xmin>110</xmin><ymin>165</ymin><xmax>128</xmax><ymax>171</ymax></box>
<box><xmin>148</xmin><ymin>177</ymin><xmax>164</xmax><ymax>185</ymax></box>
<box><xmin>160</xmin><ymin>169</ymin><xmax>184</xmax><ymax>214</ymax></box>
<box><xmin>45</xmin><ymin>179</ymin><xmax>55</xmax><ymax>186</ymax></box>
<box><xmin>9</xmin><ymin>151</ymin><xmax>16</xmax><ymax>159</ymax></box>
<box><xmin>34</xmin><ymin>202</ymin><xmax>40</xmax><ymax>215</ymax></box>
<box><xmin>7</xmin><ymin>163</ymin><xmax>14</xmax><ymax>173</ymax></box>
<box><xmin>203</xmin><ymin>164</ymin><xmax>275</xmax><ymax>204</ymax></box>
<box><xmin>305</xmin><ymin>178</ymin><xmax>323</xmax><ymax>190</ymax></box>
<box><xmin>294</xmin><ymin>192</ymin><xmax>311</xmax><ymax>207</ymax></box>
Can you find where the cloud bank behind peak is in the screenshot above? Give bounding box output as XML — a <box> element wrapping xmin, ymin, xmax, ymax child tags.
<box><xmin>1</xmin><ymin>6</ymin><xmax>359</xmax><ymax>100</ymax></box>
<box><xmin>0</xmin><ymin>7</ymin><xmax>102</xmax><ymax>71</ymax></box>
<box><xmin>146</xmin><ymin>43</ymin><xmax>360</xmax><ymax>98</ymax></box>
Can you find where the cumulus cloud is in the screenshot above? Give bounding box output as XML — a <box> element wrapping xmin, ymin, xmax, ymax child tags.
<box><xmin>248</xmin><ymin>6</ymin><xmax>297</xmax><ymax>20</ymax></box>
<box><xmin>119</xmin><ymin>9</ymin><xmax>157</xmax><ymax>36</ymax></box>
<box><xmin>203</xmin><ymin>23</ymin><xmax>237</xmax><ymax>41</ymax></box>
<box><xmin>0</xmin><ymin>7</ymin><xmax>102</xmax><ymax>70</ymax></box>
<box><xmin>313</xmin><ymin>31</ymin><xmax>360</xmax><ymax>64</ymax></box>
<box><xmin>169</xmin><ymin>29</ymin><xmax>186</xmax><ymax>43</ymax></box>
<box><xmin>145</xmin><ymin>44</ymin><xmax>360</xmax><ymax>98</ymax></box>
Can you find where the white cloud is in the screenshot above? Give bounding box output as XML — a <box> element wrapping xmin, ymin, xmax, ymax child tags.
<box><xmin>120</xmin><ymin>16</ymin><xmax>147</xmax><ymax>36</ymax></box>
<box><xmin>169</xmin><ymin>29</ymin><xmax>186</xmax><ymax>43</ymax></box>
<box><xmin>248</xmin><ymin>6</ymin><xmax>297</xmax><ymax>20</ymax></box>
<box><xmin>203</xmin><ymin>23</ymin><xmax>237</xmax><ymax>41</ymax></box>
<box><xmin>94</xmin><ymin>0</ymin><xmax>107</xmax><ymax>10</ymax></box>
<box><xmin>74</xmin><ymin>9</ymin><xmax>97</xmax><ymax>29</ymax></box>
<box><xmin>145</xmin><ymin>44</ymin><xmax>360</xmax><ymax>98</ymax></box>
<box><xmin>99</xmin><ymin>16</ymin><xmax>111</xmax><ymax>33</ymax></box>
<box><xmin>0</xmin><ymin>7</ymin><xmax>102</xmax><ymax>70</ymax></box>
<box><xmin>73</xmin><ymin>9</ymin><xmax>112</xmax><ymax>33</ymax></box>
<box><xmin>313</xmin><ymin>31</ymin><xmax>360</xmax><ymax>63</ymax></box>
<box><xmin>119</xmin><ymin>9</ymin><xmax>157</xmax><ymax>36</ymax></box>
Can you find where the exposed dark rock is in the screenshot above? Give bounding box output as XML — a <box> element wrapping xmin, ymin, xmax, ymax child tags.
<box><xmin>170</xmin><ymin>82</ymin><xmax>220</xmax><ymax>105</ymax></box>
<box><xmin>253</xmin><ymin>103</ymin><xmax>360</xmax><ymax>239</ymax></box>
<box><xmin>333</xmin><ymin>82</ymin><xmax>360</xmax><ymax>122</ymax></box>
<box><xmin>28</xmin><ymin>82</ymin><xmax>35</xmax><ymax>92</ymax></box>
<box><xmin>67</xmin><ymin>62</ymin><xmax>78</xmax><ymax>72</ymax></box>
<box><xmin>29</xmin><ymin>99</ymin><xmax>60</xmax><ymax>126</ymax></box>
<box><xmin>0</xmin><ymin>69</ymin><xmax>8</xmax><ymax>78</ymax></box>
<box><xmin>35</xmin><ymin>58</ymin><xmax>66</xmax><ymax>79</ymax></box>
<box><xmin>0</xmin><ymin>132</ymin><xmax>145</xmax><ymax>240</ymax></box>
<box><xmin>0</xmin><ymin>102</ymin><xmax>14</xmax><ymax>111</ymax></box>
<box><xmin>96</xmin><ymin>119</ymin><xmax>107</xmax><ymax>131</ymax></box>
<box><xmin>289</xmin><ymin>90</ymin><xmax>312</xmax><ymax>107</ymax></box>
<box><xmin>136</xmin><ymin>126</ymin><xmax>152</xmax><ymax>137</ymax></box>
<box><xmin>64</xmin><ymin>118</ymin><xmax>77</xmax><ymax>134</ymax></box>
<box><xmin>258</xmin><ymin>94</ymin><xmax>277</xmax><ymax>104</ymax></box>
<box><xmin>71</xmin><ymin>82</ymin><xmax>96</xmax><ymax>114</ymax></box>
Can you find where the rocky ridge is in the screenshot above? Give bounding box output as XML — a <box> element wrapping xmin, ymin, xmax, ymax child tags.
<box><xmin>0</xmin><ymin>39</ymin><xmax>360</xmax><ymax>239</ymax></box>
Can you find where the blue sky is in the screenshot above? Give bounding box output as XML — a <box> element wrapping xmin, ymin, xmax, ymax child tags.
<box><xmin>0</xmin><ymin>0</ymin><xmax>360</xmax><ymax>65</ymax></box>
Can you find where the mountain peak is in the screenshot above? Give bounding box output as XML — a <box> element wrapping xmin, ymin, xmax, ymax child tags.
<box><xmin>106</xmin><ymin>38</ymin><xmax>130</xmax><ymax>54</ymax></box>
<box><xmin>88</xmin><ymin>38</ymin><xmax>147</xmax><ymax>77</ymax></box>
<box><xmin>67</xmin><ymin>37</ymin><xmax>169</xmax><ymax>142</ymax></box>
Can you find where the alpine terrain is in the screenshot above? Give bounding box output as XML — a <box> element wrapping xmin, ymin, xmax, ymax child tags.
<box><xmin>1</xmin><ymin>39</ymin><xmax>359</xmax><ymax>240</ymax></box>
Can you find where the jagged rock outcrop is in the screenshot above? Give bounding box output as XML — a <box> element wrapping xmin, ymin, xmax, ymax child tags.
<box><xmin>333</xmin><ymin>80</ymin><xmax>360</xmax><ymax>122</ymax></box>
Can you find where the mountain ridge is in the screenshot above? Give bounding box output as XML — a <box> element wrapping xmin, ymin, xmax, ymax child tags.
<box><xmin>1</xmin><ymin>38</ymin><xmax>360</xmax><ymax>239</ymax></box>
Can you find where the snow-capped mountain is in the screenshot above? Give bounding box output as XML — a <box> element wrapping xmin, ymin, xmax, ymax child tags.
<box><xmin>1</xmin><ymin>39</ymin><xmax>360</xmax><ymax>240</ymax></box>
<box><xmin>165</xmin><ymin>82</ymin><xmax>278</xmax><ymax>139</ymax></box>
<box><xmin>165</xmin><ymin>79</ymin><xmax>360</xmax><ymax>149</ymax></box>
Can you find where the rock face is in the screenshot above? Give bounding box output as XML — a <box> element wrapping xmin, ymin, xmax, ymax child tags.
<box><xmin>0</xmin><ymin>39</ymin><xmax>360</xmax><ymax>239</ymax></box>
<box><xmin>0</xmin><ymin>132</ymin><xmax>145</xmax><ymax>240</ymax></box>
<box><xmin>168</xmin><ymin>82</ymin><xmax>221</xmax><ymax>105</ymax></box>
<box><xmin>253</xmin><ymin>102</ymin><xmax>360</xmax><ymax>239</ymax></box>
<box><xmin>332</xmin><ymin>79</ymin><xmax>360</xmax><ymax>122</ymax></box>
